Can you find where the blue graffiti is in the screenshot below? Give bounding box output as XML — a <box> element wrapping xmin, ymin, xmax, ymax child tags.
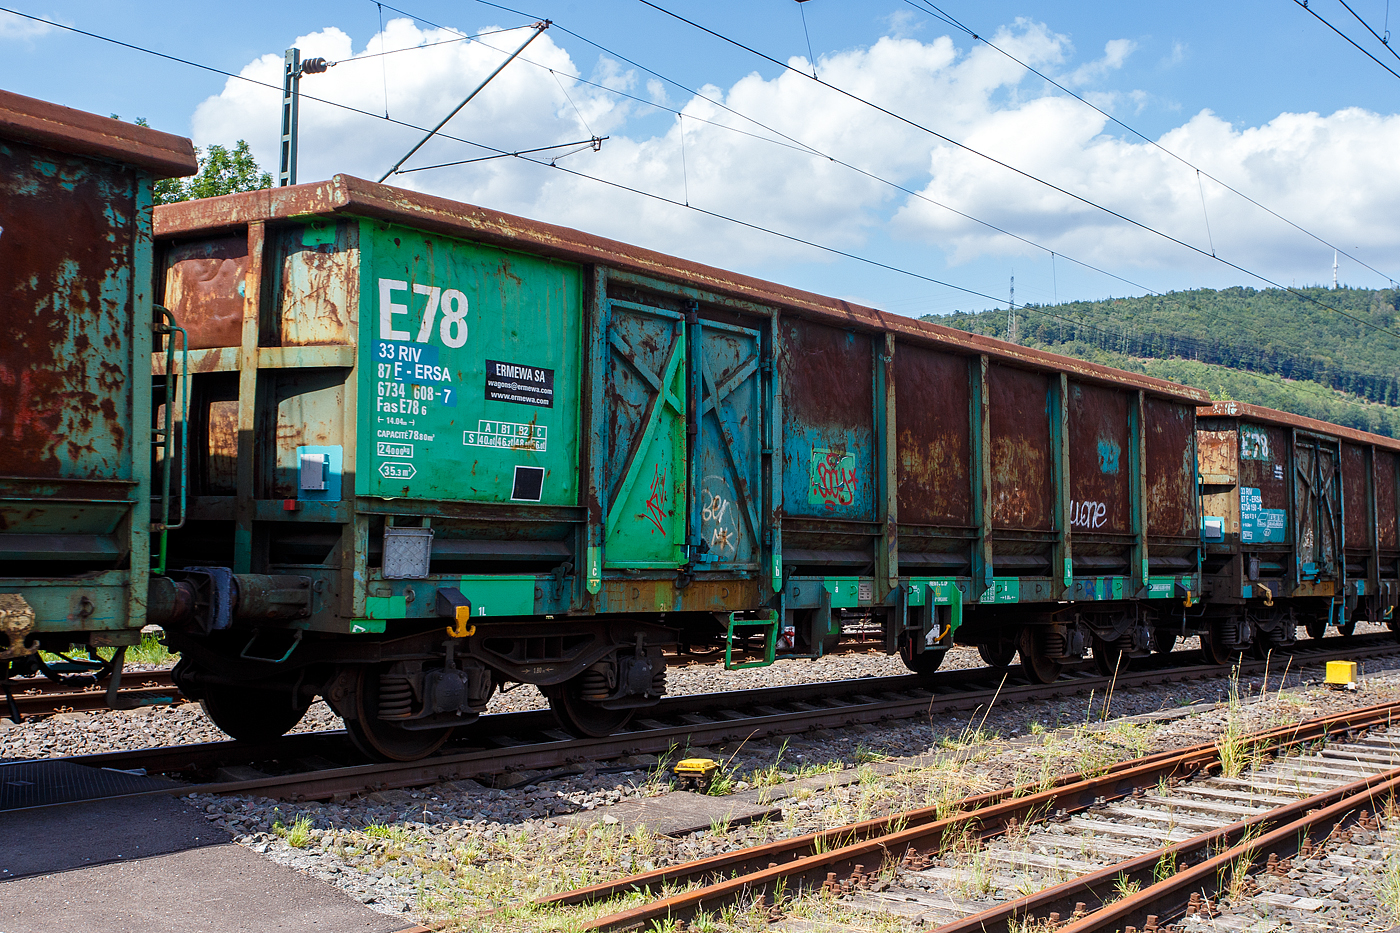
<box><xmin>1097</xmin><ymin>439</ymin><xmax>1121</xmax><ymax>475</ymax></box>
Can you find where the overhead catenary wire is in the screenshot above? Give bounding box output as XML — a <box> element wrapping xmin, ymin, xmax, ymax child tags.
<box><xmin>379</xmin><ymin>0</ymin><xmax>1165</xmax><ymax>299</ymax></box>
<box><xmin>900</xmin><ymin>0</ymin><xmax>1400</xmax><ymax>289</ymax></box>
<box><xmin>7</xmin><ymin>1</ymin><xmax>1385</xmax><ymax>352</ymax></box>
<box><xmin>633</xmin><ymin>0</ymin><xmax>1400</xmax><ymax>344</ymax></box>
<box><xmin>1335</xmin><ymin>0</ymin><xmax>1400</xmax><ymax>63</ymax></box>
<box><xmin>0</xmin><ymin>4</ymin><xmax>1009</xmax><ymax>309</ymax></box>
<box><xmin>1291</xmin><ymin>0</ymin><xmax>1400</xmax><ymax>83</ymax></box>
<box><xmin>395</xmin><ymin>135</ymin><xmax>605</xmax><ymax>173</ymax></box>
<box><xmin>377</xmin><ymin>19</ymin><xmax>549</xmax><ymax>181</ymax></box>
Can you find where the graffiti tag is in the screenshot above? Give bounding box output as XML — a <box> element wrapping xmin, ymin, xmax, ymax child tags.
<box><xmin>809</xmin><ymin>449</ymin><xmax>858</xmax><ymax>510</ymax></box>
<box><xmin>643</xmin><ymin>464</ymin><xmax>669</xmax><ymax>534</ymax></box>
<box><xmin>1071</xmin><ymin>500</ymin><xmax>1108</xmax><ymax>529</ymax></box>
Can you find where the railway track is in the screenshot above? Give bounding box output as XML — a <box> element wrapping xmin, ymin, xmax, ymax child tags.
<box><xmin>558</xmin><ymin>700</ymin><xmax>1400</xmax><ymax>932</ymax></box>
<box><xmin>2</xmin><ymin>669</ymin><xmax>182</xmax><ymax>719</ymax></box>
<box><xmin>0</xmin><ymin>642</ymin><xmax>881</xmax><ymax>723</ymax></box>
<box><xmin>10</xmin><ymin>631</ymin><xmax>1397</xmax><ymax>814</ymax></box>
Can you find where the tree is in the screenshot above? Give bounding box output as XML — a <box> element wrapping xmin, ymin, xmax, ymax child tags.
<box><xmin>154</xmin><ymin>140</ymin><xmax>273</xmax><ymax>205</ymax></box>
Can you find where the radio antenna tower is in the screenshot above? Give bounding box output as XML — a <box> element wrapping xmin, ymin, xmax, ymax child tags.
<box><xmin>1333</xmin><ymin>250</ymin><xmax>1339</xmax><ymax>290</ymax></box>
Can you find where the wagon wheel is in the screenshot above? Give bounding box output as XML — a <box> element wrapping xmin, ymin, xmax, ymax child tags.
<box><xmin>1202</xmin><ymin>620</ymin><xmax>1241</xmax><ymax>666</ymax></box>
<box><xmin>344</xmin><ymin>664</ymin><xmax>455</xmax><ymax>762</ymax></box>
<box><xmin>201</xmin><ymin>683</ymin><xmax>309</xmax><ymax>743</ymax></box>
<box><xmin>1017</xmin><ymin>627</ymin><xmax>1062</xmax><ymax>685</ymax></box>
<box><xmin>977</xmin><ymin>637</ymin><xmax>1017</xmax><ymax>668</ymax></box>
<box><xmin>1338</xmin><ymin>619</ymin><xmax>1357</xmax><ymax>637</ymax></box>
<box><xmin>1091</xmin><ymin>634</ymin><xmax>1128</xmax><ymax>677</ymax></box>
<box><xmin>898</xmin><ymin>632</ymin><xmax>947</xmax><ymax>676</ymax></box>
<box><xmin>1305</xmin><ymin>618</ymin><xmax>1328</xmax><ymax>640</ymax></box>
<box><xmin>546</xmin><ymin>674</ymin><xmax>637</xmax><ymax>738</ymax></box>
<box><xmin>1251</xmin><ymin>622</ymin><xmax>1295</xmax><ymax>660</ymax></box>
<box><xmin>1150</xmin><ymin>629</ymin><xmax>1177</xmax><ymax>656</ymax></box>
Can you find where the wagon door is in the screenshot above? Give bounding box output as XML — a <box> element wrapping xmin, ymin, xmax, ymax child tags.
<box><xmin>601</xmin><ymin>299</ymin><xmax>688</xmax><ymax>568</ymax></box>
<box><xmin>693</xmin><ymin>319</ymin><xmax>763</xmax><ymax>571</ymax></box>
<box><xmin>1294</xmin><ymin>431</ymin><xmax>1343</xmax><ymax>583</ymax></box>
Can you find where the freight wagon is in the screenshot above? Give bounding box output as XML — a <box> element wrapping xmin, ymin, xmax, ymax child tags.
<box><xmin>138</xmin><ymin>171</ymin><xmax>1217</xmax><ymax>758</ymax></box>
<box><xmin>9</xmin><ymin>89</ymin><xmax>1388</xmax><ymax>765</ymax></box>
<box><xmin>0</xmin><ymin>91</ymin><xmax>196</xmax><ymax>689</ymax></box>
<box><xmin>1196</xmin><ymin>401</ymin><xmax>1400</xmax><ymax>660</ymax></box>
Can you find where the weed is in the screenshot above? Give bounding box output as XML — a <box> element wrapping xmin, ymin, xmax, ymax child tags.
<box><xmin>1112</xmin><ymin>872</ymin><xmax>1141</xmax><ymax>898</ymax></box>
<box><xmin>1218</xmin><ymin>666</ymin><xmax>1265</xmax><ymax>778</ymax></box>
<box><xmin>1382</xmin><ymin>848</ymin><xmax>1400</xmax><ymax>921</ymax></box>
<box><xmin>1153</xmin><ymin>848</ymin><xmax>1178</xmax><ymax>884</ymax></box>
<box><xmin>854</xmin><ymin>743</ymin><xmax>892</xmax><ymax>765</ymax></box>
<box><xmin>363</xmin><ymin>822</ymin><xmax>409</xmax><ymax>843</ymax></box>
<box><xmin>286</xmin><ymin>815</ymin><xmax>314</xmax><ymax>848</ymax></box>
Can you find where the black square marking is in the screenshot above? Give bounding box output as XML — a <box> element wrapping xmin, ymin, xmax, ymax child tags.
<box><xmin>511</xmin><ymin>465</ymin><xmax>545</xmax><ymax>502</ymax></box>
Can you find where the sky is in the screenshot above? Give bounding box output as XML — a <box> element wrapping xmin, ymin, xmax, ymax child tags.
<box><xmin>4</xmin><ymin>0</ymin><xmax>1400</xmax><ymax>319</ymax></box>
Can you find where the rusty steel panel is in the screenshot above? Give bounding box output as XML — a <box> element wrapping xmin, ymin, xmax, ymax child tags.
<box><xmin>274</xmin><ymin>223</ymin><xmax>359</xmax><ymax>346</ymax></box>
<box><xmin>1144</xmin><ymin>397</ymin><xmax>1197</xmax><ymax>538</ymax></box>
<box><xmin>1378</xmin><ymin>449</ymin><xmax>1398</xmax><ymax>550</ymax></box>
<box><xmin>1198</xmin><ymin>429</ymin><xmax>1240</xmax><ymax>536</ymax></box>
<box><xmin>0</xmin><ymin>136</ymin><xmax>138</xmax><ymax>480</ymax></box>
<box><xmin>162</xmin><ymin>234</ymin><xmax>249</xmax><ymax>349</ymax></box>
<box><xmin>1293</xmin><ymin>434</ymin><xmax>1342</xmax><ymax>571</ymax></box>
<box><xmin>206</xmin><ymin>398</ymin><xmax>239</xmax><ymax>495</ymax></box>
<box><xmin>1236</xmin><ymin>421</ymin><xmax>1293</xmax><ymax>550</ymax></box>
<box><xmin>894</xmin><ymin>343</ymin><xmax>971</xmax><ymax>526</ymax></box>
<box><xmin>1342</xmin><ymin>443</ymin><xmax>1370</xmax><ymax>551</ymax></box>
<box><xmin>987</xmin><ymin>364</ymin><xmax>1052</xmax><ymax>530</ymax></box>
<box><xmin>0</xmin><ymin>88</ymin><xmax>196</xmax><ymax>179</ymax></box>
<box><xmin>780</xmin><ymin>319</ymin><xmax>875</xmax><ymax>520</ymax></box>
<box><xmin>1200</xmin><ymin>401</ymin><xmax>1400</xmax><ymax>454</ymax></box>
<box><xmin>273</xmin><ymin>379</ymin><xmax>345</xmax><ymax>498</ymax></box>
<box><xmin>1066</xmin><ymin>382</ymin><xmax>1131</xmax><ymax>535</ymax></box>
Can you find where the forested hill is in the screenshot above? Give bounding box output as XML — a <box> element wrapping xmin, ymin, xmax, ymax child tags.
<box><xmin>927</xmin><ymin>285</ymin><xmax>1400</xmax><ymax>438</ymax></box>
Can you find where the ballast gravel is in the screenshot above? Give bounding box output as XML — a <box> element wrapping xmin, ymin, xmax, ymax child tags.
<box><xmin>198</xmin><ymin>655</ymin><xmax>1400</xmax><ymax>927</ymax></box>
<box><xmin>7</xmin><ymin>628</ymin><xmax>1400</xmax><ymax>931</ymax></box>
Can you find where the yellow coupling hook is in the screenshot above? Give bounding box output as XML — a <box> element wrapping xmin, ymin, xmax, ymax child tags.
<box><xmin>1258</xmin><ymin>583</ymin><xmax>1274</xmax><ymax>607</ymax></box>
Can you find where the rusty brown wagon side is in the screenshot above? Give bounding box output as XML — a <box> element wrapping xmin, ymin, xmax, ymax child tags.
<box><xmin>0</xmin><ymin>89</ymin><xmax>195</xmax><ymax>675</ymax></box>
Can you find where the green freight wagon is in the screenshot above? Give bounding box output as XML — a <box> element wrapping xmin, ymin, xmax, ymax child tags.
<box><xmin>149</xmin><ymin>175</ymin><xmax>1209</xmax><ymax>759</ymax></box>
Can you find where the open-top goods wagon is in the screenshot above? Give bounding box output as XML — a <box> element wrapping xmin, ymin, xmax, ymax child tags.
<box><xmin>1197</xmin><ymin>401</ymin><xmax>1400</xmax><ymax>658</ymax></box>
<box><xmin>12</xmin><ymin>88</ymin><xmax>1389</xmax><ymax>764</ymax></box>
<box><xmin>145</xmin><ymin>174</ymin><xmax>1211</xmax><ymax>757</ymax></box>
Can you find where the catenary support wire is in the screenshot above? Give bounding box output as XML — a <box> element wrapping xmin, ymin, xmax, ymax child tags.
<box><xmin>377</xmin><ymin>19</ymin><xmax>549</xmax><ymax>182</ymax></box>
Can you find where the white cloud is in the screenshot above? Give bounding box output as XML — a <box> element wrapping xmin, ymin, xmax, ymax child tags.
<box><xmin>187</xmin><ymin>17</ymin><xmax>1400</xmax><ymax>287</ymax></box>
<box><xmin>0</xmin><ymin>10</ymin><xmax>55</xmax><ymax>40</ymax></box>
<box><xmin>1066</xmin><ymin>38</ymin><xmax>1138</xmax><ymax>86</ymax></box>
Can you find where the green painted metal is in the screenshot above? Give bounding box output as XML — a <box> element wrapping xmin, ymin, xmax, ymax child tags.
<box><xmin>823</xmin><ymin>577</ymin><xmax>864</xmax><ymax>608</ymax></box>
<box><xmin>1051</xmin><ymin>373</ymin><xmax>1073</xmax><ymax>595</ymax></box>
<box><xmin>364</xmin><ymin>594</ymin><xmax>407</xmax><ymax>619</ymax></box>
<box><xmin>601</xmin><ymin>299</ymin><xmax>688</xmax><ymax>568</ymax></box>
<box><xmin>357</xmin><ymin>221</ymin><xmax>584</xmax><ymax>506</ymax></box>
<box><xmin>979</xmin><ymin>578</ymin><xmax>1021</xmax><ymax>603</ymax></box>
<box><xmin>724</xmin><ymin>610</ymin><xmax>779</xmax><ymax>669</ymax></box>
<box><xmin>970</xmin><ymin>356</ymin><xmax>994</xmax><ymax>594</ymax></box>
<box><xmin>457</xmin><ymin>575</ymin><xmax>536</xmax><ymax>616</ymax></box>
<box><xmin>349</xmin><ymin>618</ymin><xmax>387</xmax><ymax>634</ymax></box>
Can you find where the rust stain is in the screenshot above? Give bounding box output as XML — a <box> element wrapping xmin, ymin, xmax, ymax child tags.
<box><xmin>0</xmin><ymin>136</ymin><xmax>135</xmax><ymax>478</ymax></box>
<box><xmin>163</xmin><ymin>234</ymin><xmax>249</xmax><ymax>349</ymax></box>
<box><xmin>987</xmin><ymin>365</ymin><xmax>1051</xmax><ymax>530</ymax></box>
